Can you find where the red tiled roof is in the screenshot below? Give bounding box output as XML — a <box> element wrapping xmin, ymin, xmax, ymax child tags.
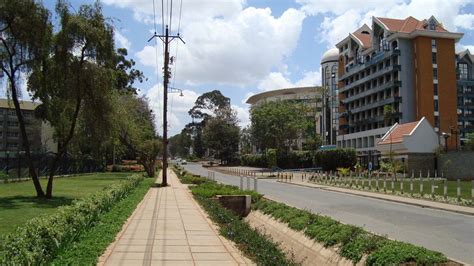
<box><xmin>376</xmin><ymin>16</ymin><xmax>447</xmax><ymax>33</ymax></box>
<box><xmin>378</xmin><ymin>121</ymin><xmax>420</xmax><ymax>145</ymax></box>
<box><xmin>352</xmin><ymin>32</ymin><xmax>371</xmax><ymax>48</ymax></box>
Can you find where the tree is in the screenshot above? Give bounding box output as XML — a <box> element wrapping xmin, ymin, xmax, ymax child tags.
<box><xmin>116</xmin><ymin>94</ymin><xmax>161</xmax><ymax>177</ymax></box>
<box><xmin>202</xmin><ymin>107</ymin><xmax>240</xmax><ymax>163</ymax></box>
<box><xmin>1</xmin><ymin>0</ymin><xmax>52</xmax><ymax>197</ymax></box>
<box><xmin>383</xmin><ymin>105</ymin><xmax>397</xmax><ymax>176</ymax></box>
<box><xmin>186</xmin><ymin>90</ymin><xmax>232</xmax><ymax>158</ymax></box>
<box><xmin>250</xmin><ymin>100</ymin><xmax>310</xmax><ymax>152</ymax></box>
<box><xmin>28</xmin><ymin>1</ymin><xmax>117</xmax><ymax>197</ymax></box>
<box><xmin>239</xmin><ymin>126</ymin><xmax>253</xmax><ymax>154</ymax></box>
<box><xmin>465</xmin><ymin>133</ymin><xmax>474</xmax><ymax>151</ymax></box>
<box><xmin>169</xmin><ymin>128</ymin><xmax>192</xmax><ymax>158</ymax></box>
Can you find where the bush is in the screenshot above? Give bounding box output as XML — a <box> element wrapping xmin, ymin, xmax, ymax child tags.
<box><xmin>266</xmin><ymin>149</ymin><xmax>277</xmax><ymax>169</ymax></box>
<box><xmin>0</xmin><ymin>175</ymin><xmax>145</xmax><ymax>265</ymax></box>
<box><xmin>240</xmin><ymin>154</ymin><xmax>267</xmax><ymax>168</ymax></box>
<box><xmin>277</xmin><ymin>151</ymin><xmax>313</xmax><ymax>169</ymax></box>
<box><xmin>314</xmin><ymin>148</ymin><xmax>356</xmax><ymax>171</ymax></box>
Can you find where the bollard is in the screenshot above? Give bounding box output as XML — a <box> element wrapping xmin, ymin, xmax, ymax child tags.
<box><xmin>431</xmin><ymin>177</ymin><xmax>435</xmax><ymax>198</ymax></box>
<box><xmin>443</xmin><ymin>179</ymin><xmax>447</xmax><ymax>200</ymax></box>
<box><xmin>435</xmin><ymin>170</ymin><xmax>438</xmax><ymax>179</ymax></box>
<box><xmin>369</xmin><ymin>176</ymin><xmax>372</xmax><ymax>190</ymax></box>
<box><xmin>240</xmin><ymin>176</ymin><xmax>243</xmax><ymax>190</ymax></box>
<box><xmin>471</xmin><ymin>180</ymin><xmax>474</xmax><ymax>206</ymax></box>
<box><xmin>410</xmin><ymin>174</ymin><xmax>414</xmax><ymax>196</ymax></box>
<box><xmin>383</xmin><ymin>175</ymin><xmax>387</xmax><ymax>193</ymax></box>
<box><xmin>253</xmin><ymin>177</ymin><xmax>258</xmax><ymax>192</ymax></box>
<box><xmin>420</xmin><ymin>175</ymin><xmax>424</xmax><ymax>197</ymax></box>
<box><xmin>376</xmin><ymin>177</ymin><xmax>379</xmax><ymax>191</ymax></box>
<box><xmin>457</xmin><ymin>179</ymin><xmax>461</xmax><ymax>202</ymax></box>
<box><xmin>400</xmin><ymin>176</ymin><xmax>404</xmax><ymax>194</ymax></box>
<box><xmin>391</xmin><ymin>176</ymin><xmax>395</xmax><ymax>194</ymax></box>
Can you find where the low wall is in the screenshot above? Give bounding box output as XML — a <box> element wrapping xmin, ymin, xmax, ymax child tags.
<box><xmin>438</xmin><ymin>151</ymin><xmax>474</xmax><ymax>180</ymax></box>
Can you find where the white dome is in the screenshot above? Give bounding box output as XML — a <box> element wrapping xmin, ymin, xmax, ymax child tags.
<box><xmin>321</xmin><ymin>48</ymin><xmax>339</xmax><ymax>64</ymax></box>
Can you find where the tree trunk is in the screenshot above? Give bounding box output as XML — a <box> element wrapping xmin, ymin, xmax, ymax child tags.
<box><xmin>10</xmin><ymin>80</ymin><xmax>45</xmax><ymax>197</ymax></box>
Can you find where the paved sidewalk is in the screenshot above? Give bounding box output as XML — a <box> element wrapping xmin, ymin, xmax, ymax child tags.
<box><xmin>98</xmin><ymin>170</ymin><xmax>252</xmax><ymax>266</ymax></box>
<box><xmin>279</xmin><ymin>179</ymin><xmax>474</xmax><ymax>216</ymax></box>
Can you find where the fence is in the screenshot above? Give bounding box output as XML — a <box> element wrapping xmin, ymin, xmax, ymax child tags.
<box><xmin>209</xmin><ymin>168</ymin><xmax>259</xmax><ymax>192</ymax></box>
<box><xmin>0</xmin><ymin>153</ymin><xmax>104</xmax><ymax>183</ymax></box>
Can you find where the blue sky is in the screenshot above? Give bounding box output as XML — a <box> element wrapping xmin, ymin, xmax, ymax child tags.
<box><xmin>23</xmin><ymin>1</ymin><xmax>474</xmax><ymax>135</ymax></box>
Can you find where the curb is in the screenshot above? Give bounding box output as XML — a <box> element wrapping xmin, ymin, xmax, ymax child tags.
<box><xmin>276</xmin><ymin>180</ymin><xmax>474</xmax><ymax>216</ymax></box>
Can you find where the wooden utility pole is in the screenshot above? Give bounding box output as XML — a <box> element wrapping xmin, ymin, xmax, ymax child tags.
<box><xmin>148</xmin><ymin>25</ymin><xmax>184</xmax><ymax>186</ymax></box>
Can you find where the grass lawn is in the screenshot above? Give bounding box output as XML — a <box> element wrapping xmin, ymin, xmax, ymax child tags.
<box><xmin>0</xmin><ymin>172</ymin><xmax>133</xmax><ymax>238</ymax></box>
<box><xmin>330</xmin><ymin>178</ymin><xmax>473</xmax><ymax>200</ymax></box>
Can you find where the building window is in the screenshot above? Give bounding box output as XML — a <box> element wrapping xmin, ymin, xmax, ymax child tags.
<box><xmin>432</xmin><ymin>52</ymin><xmax>437</xmax><ymax>64</ymax></box>
<box><xmin>431</xmin><ymin>39</ymin><xmax>436</xmax><ymax>49</ymax></box>
<box><xmin>459</xmin><ymin>63</ymin><xmax>468</xmax><ymax>80</ymax></box>
<box><xmin>434</xmin><ymin>116</ymin><xmax>440</xmax><ymax>128</ymax></box>
<box><xmin>434</xmin><ymin>100</ymin><xmax>439</xmax><ymax>112</ymax></box>
<box><xmin>434</xmin><ymin>84</ymin><xmax>438</xmax><ymax>96</ymax></box>
<box><xmin>433</xmin><ymin>68</ymin><xmax>438</xmax><ymax>80</ymax></box>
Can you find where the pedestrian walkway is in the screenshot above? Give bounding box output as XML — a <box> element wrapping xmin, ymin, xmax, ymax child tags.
<box><xmin>98</xmin><ymin>170</ymin><xmax>253</xmax><ymax>266</ymax></box>
<box><xmin>281</xmin><ymin>179</ymin><xmax>474</xmax><ymax>216</ymax></box>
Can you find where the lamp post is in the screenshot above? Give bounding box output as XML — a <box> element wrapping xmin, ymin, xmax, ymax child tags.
<box><xmin>441</xmin><ymin>132</ymin><xmax>450</xmax><ymax>153</ymax></box>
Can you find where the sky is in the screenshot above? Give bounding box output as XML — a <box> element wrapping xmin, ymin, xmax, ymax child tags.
<box><xmin>9</xmin><ymin>0</ymin><xmax>474</xmax><ymax>136</ymax></box>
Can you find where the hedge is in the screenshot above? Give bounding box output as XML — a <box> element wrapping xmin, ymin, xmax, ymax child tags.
<box><xmin>240</xmin><ymin>148</ymin><xmax>356</xmax><ymax>170</ymax></box>
<box><xmin>0</xmin><ymin>175</ymin><xmax>145</xmax><ymax>265</ymax></box>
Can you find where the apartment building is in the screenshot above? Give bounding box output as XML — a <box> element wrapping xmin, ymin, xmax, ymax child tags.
<box><xmin>456</xmin><ymin>49</ymin><xmax>474</xmax><ymax>144</ymax></box>
<box><xmin>0</xmin><ymin>99</ymin><xmax>56</xmax><ymax>158</ymax></box>
<box><xmin>336</xmin><ymin>16</ymin><xmax>462</xmax><ymax>166</ymax></box>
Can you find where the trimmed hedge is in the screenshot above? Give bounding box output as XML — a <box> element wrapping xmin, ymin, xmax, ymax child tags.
<box><xmin>240</xmin><ymin>148</ymin><xmax>356</xmax><ymax>170</ymax></box>
<box><xmin>0</xmin><ymin>175</ymin><xmax>145</xmax><ymax>265</ymax></box>
<box><xmin>254</xmin><ymin>199</ymin><xmax>447</xmax><ymax>265</ymax></box>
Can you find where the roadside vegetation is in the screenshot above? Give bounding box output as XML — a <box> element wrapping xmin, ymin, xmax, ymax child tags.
<box><xmin>0</xmin><ymin>174</ymin><xmax>152</xmax><ymax>264</ymax></box>
<box><xmin>174</xmin><ymin>166</ymin><xmax>449</xmax><ymax>265</ymax></box>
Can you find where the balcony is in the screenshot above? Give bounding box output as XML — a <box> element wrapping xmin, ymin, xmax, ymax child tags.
<box><xmin>339</xmin><ymin>64</ymin><xmax>401</xmax><ymax>93</ymax></box>
<box><xmin>339</xmin><ymin>49</ymin><xmax>401</xmax><ymax>81</ymax></box>
<box><xmin>342</xmin><ymin>80</ymin><xmax>401</xmax><ymax>104</ymax></box>
<box><xmin>348</xmin><ymin>97</ymin><xmax>397</xmax><ymax>114</ymax></box>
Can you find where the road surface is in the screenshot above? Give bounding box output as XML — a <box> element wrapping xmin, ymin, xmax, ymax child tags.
<box><xmin>182</xmin><ymin>163</ymin><xmax>474</xmax><ymax>264</ymax></box>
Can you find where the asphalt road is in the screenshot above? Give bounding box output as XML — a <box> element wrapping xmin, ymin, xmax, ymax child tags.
<box><xmin>182</xmin><ymin>163</ymin><xmax>474</xmax><ymax>264</ymax></box>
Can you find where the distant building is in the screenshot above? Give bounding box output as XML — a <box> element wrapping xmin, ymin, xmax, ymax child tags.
<box><xmin>0</xmin><ymin>99</ymin><xmax>56</xmax><ymax>158</ymax></box>
<box><xmin>246</xmin><ymin>86</ymin><xmax>322</xmax><ymax>150</ymax></box>
<box><xmin>456</xmin><ymin>49</ymin><xmax>474</xmax><ymax>145</ymax></box>
<box><xmin>321</xmin><ymin>48</ymin><xmax>339</xmax><ymax>145</ymax></box>
<box><xmin>335</xmin><ymin>16</ymin><xmax>462</xmax><ymax>168</ymax></box>
<box><xmin>376</xmin><ymin>117</ymin><xmax>439</xmax><ymax>174</ymax></box>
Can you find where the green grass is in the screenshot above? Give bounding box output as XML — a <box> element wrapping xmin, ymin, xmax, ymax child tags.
<box><xmin>314</xmin><ymin>177</ymin><xmax>473</xmax><ymax>201</ymax></box>
<box><xmin>50</xmin><ymin>177</ymin><xmax>154</xmax><ymax>265</ymax></box>
<box><xmin>0</xmin><ymin>172</ymin><xmax>132</xmax><ymax>238</ymax></box>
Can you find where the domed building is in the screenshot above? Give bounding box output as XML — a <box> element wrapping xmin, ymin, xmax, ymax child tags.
<box><xmin>320</xmin><ymin>47</ymin><xmax>339</xmax><ymax>145</ymax></box>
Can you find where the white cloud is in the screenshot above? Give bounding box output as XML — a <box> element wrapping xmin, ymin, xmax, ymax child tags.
<box><xmin>134</xmin><ymin>6</ymin><xmax>305</xmax><ymax>86</ymax></box>
<box><xmin>115</xmin><ymin>31</ymin><xmax>131</xmax><ymax>50</ymax></box>
<box><xmin>455</xmin><ymin>13</ymin><xmax>474</xmax><ymax>29</ymax></box>
<box><xmin>456</xmin><ymin>43</ymin><xmax>474</xmax><ymax>53</ymax></box>
<box><xmin>298</xmin><ymin>0</ymin><xmax>474</xmax><ymax>47</ymax></box>
<box><xmin>257</xmin><ymin>68</ymin><xmax>321</xmax><ymax>91</ymax></box>
<box><xmin>232</xmin><ymin>104</ymin><xmax>250</xmax><ymax>127</ymax></box>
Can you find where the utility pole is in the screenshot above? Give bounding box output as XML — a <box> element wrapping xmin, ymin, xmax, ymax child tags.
<box><xmin>148</xmin><ymin>25</ymin><xmax>184</xmax><ymax>186</ymax></box>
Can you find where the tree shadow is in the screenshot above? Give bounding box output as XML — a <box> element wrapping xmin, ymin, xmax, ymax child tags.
<box><xmin>0</xmin><ymin>195</ymin><xmax>74</xmax><ymax>210</ymax></box>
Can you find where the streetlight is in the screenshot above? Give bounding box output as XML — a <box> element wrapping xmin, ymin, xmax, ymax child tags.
<box><xmin>441</xmin><ymin>132</ymin><xmax>450</xmax><ymax>153</ymax></box>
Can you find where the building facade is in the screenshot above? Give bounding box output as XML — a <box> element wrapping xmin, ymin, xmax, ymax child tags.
<box><xmin>0</xmin><ymin>99</ymin><xmax>56</xmax><ymax>158</ymax></box>
<box><xmin>246</xmin><ymin>86</ymin><xmax>322</xmax><ymax>150</ymax></box>
<box><xmin>321</xmin><ymin>48</ymin><xmax>339</xmax><ymax>145</ymax></box>
<box><xmin>336</xmin><ymin>16</ymin><xmax>462</xmax><ymax>167</ymax></box>
<box><xmin>456</xmin><ymin>49</ymin><xmax>474</xmax><ymax>144</ymax></box>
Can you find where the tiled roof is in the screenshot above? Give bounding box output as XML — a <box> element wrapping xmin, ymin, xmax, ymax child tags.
<box><xmin>378</xmin><ymin>120</ymin><xmax>420</xmax><ymax>145</ymax></box>
<box><xmin>352</xmin><ymin>32</ymin><xmax>371</xmax><ymax>48</ymax></box>
<box><xmin>377</xmin><ymin>16</ymin><xmax>447</xmax><ymax>33</ymax></box>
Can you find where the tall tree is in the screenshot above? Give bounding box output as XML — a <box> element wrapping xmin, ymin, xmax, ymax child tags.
<box><xmin>202</xmin><ymin>107</ymin><xmax>240</xmax><ymax>163</ymax></box>
<box><xmin>250</xmin><ymin>100</ymin><xmax>310</xmax><ymax>152</ymax></box>
<box><xmin>0</xmin><ymin>0</ymin><xmax>52</xmax><ymax>197</ymax></box>
<box><xmin>28</xmin><ymin>1</ymin><xmax>116</xmax><ymax>197</ymax></box>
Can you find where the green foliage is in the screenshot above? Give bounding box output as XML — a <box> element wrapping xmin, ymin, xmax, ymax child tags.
<box><xmin>250</xmin><ymin>100</ymin><xmax>311</xmax><ymax>151</ymax></box>
<box><xmin>202</xmin><ymin>110</ymin><xmax>240</xmax><ymax>163</ymax></box>
<box><xmin>253</xmin><ymin>199</ymin><xmax>447</xmax><ymax>264</ymax></box>
<box><xmin>314</xmin><ymin>148</ymin><xmax>357</xmax><ymax>171</ymax></box>
<box><xmin>190</xmin><ymin>182</ymin><xmax>261</xmax><ymax>203</ymax></box>
<box><xmin>240</xmin><ymin>153</ymin><xmax>267</xmax><ymax>168</ymax></box>
<box><xmin>0</xmin><ymin>175</ymin><xmax>145</xmax><ymax>264</ymax></box>
<box><xmin>366</xmin><ymin>241</ymin><xmax>447</xmax><ymax>265</ymax></box>
<box><xmin>465</xmin><ymin>133</ymin><xmax>474</xmax><ymax>151</ymax></box>
<box><xmin>277</xmin><ymin>150</ymin><xmax>313</xmax><ymax>169</ymax></box>
<box><xmin>266</xmin><ymin>149</ymin><xmax>277</xmax><ymax>168</ymax></box>
<box><xmin>50</xmin><ymin>178</ymin><xmax>154</xmax><ymax>264</ymax></box>
<box><xmin>337</xmin><ymin>167</ymin><xmax>350</xmax><ymax>176</ymax></box>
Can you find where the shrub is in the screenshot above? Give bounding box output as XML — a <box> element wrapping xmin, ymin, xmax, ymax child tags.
<box><xmin>277</xmin><ymin>151</ymin><xmax>313</xmax><ymax>169</ymax></box>
<box><xmin>314</xmin><ymin>148</ymin><xmax>356</xmax><ymax>171</ymax></box>
<box><xmin>366</xmin><ymin>241</ymin><xmax>447</xmax><ymax>265</ymax></box>
<box><xmin>0</xmin><ymin>175</ymin><xmax>145</xmax><ymax>265</ymax></box>
<box><xmin>266</xmin><ymin>149</ymin><xmax>277</xmax><ymax>169</ymax></box>
<box><xmin>240</xmin><ymin>154</ymin><xmax>267</xmax><ymax>168</ymax></box>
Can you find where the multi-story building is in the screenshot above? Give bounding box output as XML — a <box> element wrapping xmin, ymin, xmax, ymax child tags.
<box><xmin>246</xmin><ymin>86</ymin><xmax>322</xmax><ymax>150</ymax></box>
<box><xmin>456</xmin><ymin>49</ymin><xmax>474</xmax><ymax>144</ymax></box>
<box><xmin>321</xmin><ymin>48</ymin><xmax>339</xmax><ymax>145</ymax></box>
<box><xmin>336</xmin><ymin>16</ymin><xmax>462</xmax><ymax>167</ymax></box>
<box><xmin>0</xmin><ymin>99</ymin><xmax>56</xmax><ymax>158</ymax></box>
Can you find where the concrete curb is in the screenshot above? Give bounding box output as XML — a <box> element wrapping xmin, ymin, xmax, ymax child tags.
<box><xmin>276</xmin><ymin>180</ymin><xmax>474</xmax><ymax>216</ymax></box>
